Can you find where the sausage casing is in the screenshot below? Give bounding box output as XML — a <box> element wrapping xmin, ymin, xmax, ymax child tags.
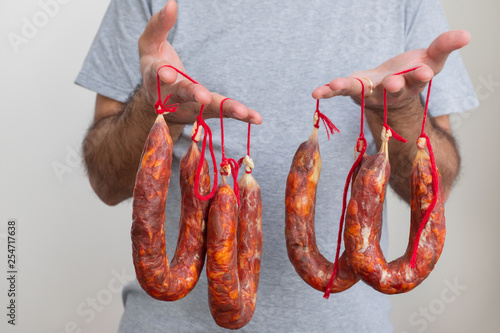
<box><xmin>285</xmin><ymin>128</ymin><xmax>359</xmax><ymax>293</ymax></box>
<box><xmin>132</xmin><ymin>115</ymin><xmax>210</xmax><ymax>301</ymax></box>
<box><xmin>344</xmin><ymin>144</ymin><xmax>446</xmax><ymax>294</ymax></box>
<box><xmin>236</xmin><ymin>172</ymin><xmax>262</xmax><ymax>326</ymax></box>
<box><xmin>207</xmin><ymin>172</ymin><xmax>263</xmax><ymax>329</ymax></box>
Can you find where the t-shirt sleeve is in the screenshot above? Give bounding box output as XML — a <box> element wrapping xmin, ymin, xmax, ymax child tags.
<box><xmin>404</xmin><ymin>0</ymin><xmax>479</xmax><ymax>116</ymax></box>
<box><xmin>75</xmin><ymin>0</ymin><xmax>153</xmax><ymax>103</ymax></box>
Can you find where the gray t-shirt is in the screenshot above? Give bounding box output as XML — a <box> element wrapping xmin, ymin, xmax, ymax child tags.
<box><xmin>76</xmin><ymin>1</ymin><xmax>478</xmax><ymax>332</ymax></box>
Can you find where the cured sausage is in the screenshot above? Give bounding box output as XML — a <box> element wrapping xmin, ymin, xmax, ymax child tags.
<box><xmin>285</xmin><ymin>127</ymin><xmax>359</xmax><ymax>293</ymax></box>
<box><xmin>131</xmin><ymin>115</ymin><xmax>210</xmax><ymax>301</ymax></box>
<box><xmin>207</xmin><ymin>160</ymin><xmax>262</xmax><ymax>329</ymax></box>
<box><xmin>344</xmin><ymin>132</ymin><xmax>446</xmax><ymax>294</ymax></box>
<box><xmin>236</xmin><ymin>157</ymin><xmax>263</xmax><ymax>326</ymax></box>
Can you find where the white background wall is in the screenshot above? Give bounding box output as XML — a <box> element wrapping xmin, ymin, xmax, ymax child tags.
<box><xmin>0</xmin><ymin>1</ymin><xmax>497</xmax><ymax>332</ymax></box>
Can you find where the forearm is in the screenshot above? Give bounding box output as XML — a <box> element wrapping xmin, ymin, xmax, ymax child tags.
<box><xmin>83</xmin><ymin>86</ymin><xmax>185</xmax><ymax>205</ymax></box>
<box><xmin>365</xmin><ymin>98</ymin><xmax>460</xmax><ymax>203</ymax></box>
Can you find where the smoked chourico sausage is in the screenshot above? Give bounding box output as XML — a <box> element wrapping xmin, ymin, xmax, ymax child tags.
<box><xmin>207</xmin><ymin>160</ymin><xmax>262</xmax><ymax>329</ymax></box>
<box><xmin>285</xmin><ymin>126</ymin><xmax>359</xmax><ymax>293</ymax></box>
<box><xmin>131</xmin><ymin>115</ymin><xmax>210</xmax><ymax>301</ymax></box>
<box><xmin>344</xmin><ymin>131</ymin><xmax>446</xmax><ymax>294</ymax></box>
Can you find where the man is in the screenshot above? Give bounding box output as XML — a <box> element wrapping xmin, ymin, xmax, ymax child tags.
<box><xmin>77</xmin><ymin>0</ymin><xmax>478</xmax><ymax>331</ymax></box>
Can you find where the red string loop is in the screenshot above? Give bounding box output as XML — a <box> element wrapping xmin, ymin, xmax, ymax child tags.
<box><xmin>237</xmin><ymin>123</ymin><xmax>253</xmax><ymax>174</ymax></box>
<box><xmin>410</xmin><ymin>78</ymin><xmax>439</xmax><ymax>268</ymax></box>
<box><xmin>154</xmin><ymin>65</ymin><xmax>217</xmax><ymax>201</ymax></box>
<box><xmin>380</xmin><ymin>67</ymin><xmax>429</xmax><ymax>144</ymax></box>
<box><xmin>382</xmin><ymin>89</ymin><xmax>408</xmax><ymax>143</ymax></box>
<box><xmin>219</xmin><ymin>98</ymin><xmax>241</xmax><ymax>205</ymax></box>
<box><xmin>193</xmin><ymin>105</ymin><xmax>218</xmax><ymax>201</ymax></box>
<box><xmin>324</xmin><ymin>79</ymin><xmax>367</xmax><ymax>299</ymax></box>
<box><xmin>155</xmin><ymin>65</ymin><xmax>198</xmax><ymax>114</ymax></box>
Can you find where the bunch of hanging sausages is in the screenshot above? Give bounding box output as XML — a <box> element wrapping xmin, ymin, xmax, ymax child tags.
<box><xmin>130</xmin><ymin>98</ymin><xmax>445</xmax><ymax>329</ymax></box>
<box><xmin>131</xmin><ymin>115</ymin><xmax>262</xmax><ymax>329</ymax></box>
<box><xmin>285</xmin><ymin>115</ymin><xmax>446</xmax><ymax>295</ymax></box>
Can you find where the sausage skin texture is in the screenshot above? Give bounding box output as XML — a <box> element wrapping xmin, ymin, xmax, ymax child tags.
<box><xmin>344</xmin><ymin>146</ymin><xmax>446</xmax><ymax>294</ymax></box>
<box><xmin>207</xmin><ymin>174</ymin><xmax>263</xmax><ymax>330</ymax></box>
<box><xmin>237</xmin><ymin>172</ymin><xmax>263</xmax><ymax>327</ymax></box>
<box><xmin>285</xmin><ymin>128</ymin><xmax>359</xmax><ymax>293</ymax></box>
<box><xmin>131</xmin><ymin>115</ymin><xmax>210</xmax><ymax>301</ymax></box>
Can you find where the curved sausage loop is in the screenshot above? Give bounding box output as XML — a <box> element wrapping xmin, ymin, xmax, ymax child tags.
<box><xmin>132</xmin><ymin>116</ymin><xmax>210</xmax><ymax>301</ymax></box>
<box><xmin>207</xmin><ymin>157</ymin><xmax>263</xmax><ymax>329</ymax></box>
<box><xmin>285</xmin><ymin>113</ymin><xmax>359</xmax><ymax>294</ymax></box>
<box><xmin>344</xmin><ymin>128</ymin><xmax>446</xmax><ymax>294</ymax></box>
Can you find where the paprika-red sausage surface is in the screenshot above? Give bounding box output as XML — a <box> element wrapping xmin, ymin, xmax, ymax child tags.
<box><xmin>207</xmin><ymin>170</ymin><xmax>263</xmax><ymax>330</ymax></box>
<box><xmin>131</xmin><ymin>115</ymin><xmax>210</xmax><ymax>301</ymax></box>
<box><xmin>285</xmin><ymin>128</ymin><xmax>359</xmax><ymax>293</ymax></box>
<box><xmin>344</xmin><ymin>137</ymin><xmax>446</xmax><ymax>294</ymax></box>
<box><xmin>207</xmin><ymin>167</ymin><xmax>262</xmax><ymax>329</ymax></box>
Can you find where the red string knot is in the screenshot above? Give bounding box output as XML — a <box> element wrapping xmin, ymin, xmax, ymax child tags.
<box><xmin>356</xmin><ymin>136</ymin><xmax>366</xmax><ymax>153</ymax></box>
<box><xmin>416</xmin><ymin>136</ymin><xmax>426</xmax><ymax>150</ymax></box>
<box><xmin>220</xmin><ymin>161</ymin><xmax>231</xmax><ymax>177</ymax></box>
<box><xmin>154</xmin><ymin>100</ymin><xmax>163</xmax><ymax>114</ymax></box>
<box><xmin>313</xmin><ymin>108</ymin><xmax>339</xmax><ymax>140</ymax></box>
<box><xmin>241</xmin><ymin>155</ymin><xmax>254</xmax><ymax>174</ymax></box>
<box><xmin>154</xmin><ymin>98</ymin><xmax>179</xmax><ymax>115</ymax></box>
<box><xmin>381</xmin><ymin>126</ymin><xmax>393</xmax><ymax>143</ymax></box>
<box><xmin>190</xmin><ymin>121</ymin><xmax>202</xmax><ymax>143</ymax></box>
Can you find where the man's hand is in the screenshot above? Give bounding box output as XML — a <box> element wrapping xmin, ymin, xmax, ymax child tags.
<box><xmin>139</xmin><ymin>0</ymin><xmax>262</xmax><ymax>125</ymax></box>
<box><xmin>311</xmin><ymin>30</ymin><xmax>470</xmax><ymax>203</ymax></box>
<box><xmin>84</xmin><ymin>0</ymin><xmax>262</xmax><ymax>206</ymax></box>
<box><xmin>312</xmin><ymin>30</ymin><xmax>470</xmax><ymax>111</ymax></box>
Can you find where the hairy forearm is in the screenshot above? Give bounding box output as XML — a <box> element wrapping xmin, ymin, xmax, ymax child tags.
<box><xmin>365</xmin><ymin>97</ymin><xmax>460</xmax><ymax>203</ymax></box>
<box><xmin>83</xmin><ymin>86</ymin><xmax>185</xmax><ymax>205</ymax></box>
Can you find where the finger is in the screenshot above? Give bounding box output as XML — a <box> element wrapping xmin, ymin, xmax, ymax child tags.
<box><xmin>153</xmin><ymin>60</ymin><xmax>181</xmax><ymax>84</ymax></box>
<box><xmin>207</xmin><ymin>94</ymin><xmax>262</xmax><ymax>125</ymax></box>
<box><xmin>312</xmin><ymin>77</ymin><xmax>374</xmax><ymax>99</ymax></box>
<box><xmin>311</xmin><ymin>85</ymin><xmax>333</xmax><ymax>99</ymax></box>
<box><xmin>426</xmin><ymin>30</ymin><xmax>471</xmax><ymax>74</ymax></box>
<box><xmin>171</xmin><ymin>77</ymin><xmax>212</xmax><ymax>105</ymax></box>
<box><xmin>383</xmin><ymin>65</ymin><xmax>433</xmax><ymax>94</ymax></box>
<box><xmin>147</xmin><ymin>60</ymin><xmax>212</xmax><ymax>105</ymax></box>
<box><xmin>139</xmin><ymin>0</ymin><xmax>178</xmax><ymax>55</ymax></box>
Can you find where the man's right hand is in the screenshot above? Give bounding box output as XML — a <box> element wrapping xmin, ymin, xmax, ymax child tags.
<box><xmin>84</xmin><ymin>0</ymin><xmax>261</xmax><ymax>206</ymax></box>
<box><xmin>139</xmin><ymin>0</ymin><xmax>262</xmax><ymax>125</ymax></box>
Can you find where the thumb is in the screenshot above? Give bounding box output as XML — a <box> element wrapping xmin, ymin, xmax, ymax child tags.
<box><xmin>139</xmin><ymin>0</ymin><xmax>178</xmax><ymax>56</ymax></box>
<box><xmin>426</xmin><ymin>30</ymin><xmax>471</xmax><ymax>74</ymax></box>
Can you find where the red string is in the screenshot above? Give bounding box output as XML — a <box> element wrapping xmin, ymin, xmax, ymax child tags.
<box><xmin>381</xmin><ymin>67</ymin><xmax>425</xmax><ymax>144</ymax></box>
<box><xmin>193</xmin><ymin>105</ymin><xmax>218</xmax><ymax>201</ymax></box>
<box><xmin>410</xmin><ymin>79</ymin><xmax>439</xmax><ymax>269</ymax></box>
<box><xmin>314</xmin><ymin>99</ymin><xmax>340</xmax><ymax>139</ymax></box>
<box><xmin>219</xmin><ymin>98</ymin><xmax>241</xmax><ymax>205</ymax></box>
<box><xmin>383</xmin><ymin>89</ymin><xmax>408</xmax><ymax>143</ymax></box>
<box><xmin>153</xmin><ymin>65</ymin><xmax>217</xmax><ymax>201</ymax></box>
<box><xmin>154</xmin><ymin>65</ymin><xmax>198</xmax><ymax>114</ymax></box>
<box><xmin>421</xmin><ymin>79</ymin><xmax>433</xmax><ymax>135</ymax></box>
<box><xmin>237</xmin><ymin>123</ymin><xmax>253</xmax><ymax>174</ymax></box>
<box><xmin>393</xmin><ymin>66</ymin><xmax>422</xmax><ymax>76</ymax></box>
<box><xmin>324</xmin><ymin>78</ymin><xmax>367</xmax><ymax>299</ymax></box>
<box><xmin>247</xmin><ymin>123</ymin><xmax>251</xmax><ymax>157</ymax></box>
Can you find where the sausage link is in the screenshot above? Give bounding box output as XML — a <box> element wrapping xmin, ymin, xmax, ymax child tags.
<box><xmin>207</xmin><ymin>171</ymin><xmax>263</xmax><ymax>329</ymax></box>
<box><xmin>236</xmin><ymin>172</ymin><xmax>262</xmax><ymax>327</ymax></box>
<box><xmin>285</xmin><ymin>128</ymin><xmax>359</xmax><ymax>293</ymax></box>
<box><xmin>132</xmin><ymin>115</ymin><xmax>210</xmax><ymax>301</ymax></box>
<box><xmin>344</xmin><ymin>139</ymin><xmax>446</xmax><ymax>294</ymax></box>
<box><xmin>207</xmin><ymin>179</ymin><xmax>240</xmax><ymax>327</ymax></box>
